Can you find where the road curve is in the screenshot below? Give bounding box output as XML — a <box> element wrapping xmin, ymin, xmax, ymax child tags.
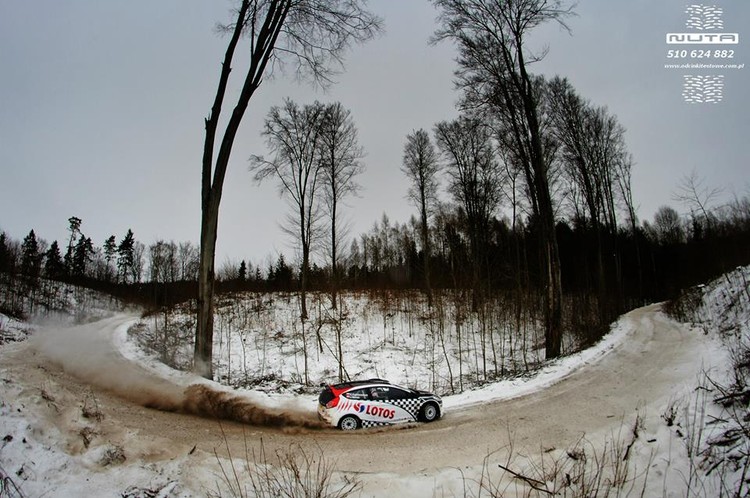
<box><xmin>2</xmin><ymin>304</ymin><xmax>713</xmax><ymax>476</ymax></box>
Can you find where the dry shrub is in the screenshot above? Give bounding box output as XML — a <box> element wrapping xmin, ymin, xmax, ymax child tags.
<box><xmin>210</xmin><ymin>428</ymin><xmax>359</xmax><ymax>498</ymax></box>
<box><xmin>100</xmin><ymin>445</ymin><xmax>126</xmax><ymax>467</ymax></box>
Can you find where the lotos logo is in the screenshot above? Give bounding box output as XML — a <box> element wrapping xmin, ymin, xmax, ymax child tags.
<box><xmin>341</xmin><ymin>400</ymin><xmax>395</xmax><ymax>419</ymax></box>
<box><xmin>364</xmin><ymin>405</ymin><xmax>395</xmax><ymax>419</ymax></box>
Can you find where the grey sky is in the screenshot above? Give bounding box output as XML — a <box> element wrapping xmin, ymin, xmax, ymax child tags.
<box><xmin>1</xmin><ymin>1</ymin><xmax>747</xmax><ymax>268</ymax></box>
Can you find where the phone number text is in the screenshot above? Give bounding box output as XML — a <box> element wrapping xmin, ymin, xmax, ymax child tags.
<box><xmin>667</xmin><ymin>49</ymin><xmax>735</xmax><ymax>59</ymax></box>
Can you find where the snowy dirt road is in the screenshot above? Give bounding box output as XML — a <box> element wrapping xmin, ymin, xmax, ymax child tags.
<box><xmin>1</xmin><ymin>304</ymin><xmax>714</xmax><ymax>483</ymax></box>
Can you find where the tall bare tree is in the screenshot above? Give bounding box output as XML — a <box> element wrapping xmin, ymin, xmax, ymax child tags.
<box><xmin>433</xmin><ymin>0</ymin><xmax>573</xmax><ymax>359</ymax></box>
<box><xmin>548</xmin><ymin>76</ymin><xmax>629</xmax><ymax>316</ymax></box>
<box><xmin>317</xmin><ymin>102</ymin><xmax>365</xmax><ymax>309</ymax></box>
<box><xmin>402</xmin><ymin>129</ymin><xmax>441</xmax><ymax>307</ymax></box>
<box><xmin>196</xmin><ymin>0</ymin><xmax>381</xmax><ymax>379</ymax></box>
<box><xmin>615</xmin><ymin>154</ymin><xmax>643</xmax><ymax>298</ymax></box>
<box><xmin>250</xmin><ymin>99</ymin><xmax>327</xmax><ymax>320</ymax></box>
<box><xmin>435</xmin><ymin>116</ymin><xmax>500</xmax><ymax>309</ymax></box>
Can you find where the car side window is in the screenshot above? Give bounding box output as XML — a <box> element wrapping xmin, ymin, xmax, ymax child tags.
<box><xmin>345</xmin><ymin>388</ymin><xmax>369</xmax><ymax>400</ymax></box>
<box><xmin>370</xmin><ymin>386</ymin><xmax>410</xmax><ymax>400</ymax></box>
<box><xmin>387</xmin><ymin>388</ymin><xmax>411</xmax><ymax>399</ymax></box>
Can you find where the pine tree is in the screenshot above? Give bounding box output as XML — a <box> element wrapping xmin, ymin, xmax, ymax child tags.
<box><xmin>72</xmin><ymin>236</ymin><xmax>94</xmax><ymax>278</ymax></box>
<box><xmin>64</xmin><ymin>216</ymin><xmax>82</xmax><ymax>276</ymax></box>
<box><xmin>0</xmin><ymin>232</ymin><xmax>10</xmax><ymax>273</ymax></box>
<box><xmin>21</xmin><ymin>230</ymin><xmax>41</xmax><ymax>281</ymax></box>
<box><xmin>117</xmin><ymin>230</ymin><xmax>135</xmax><ymax>283</ymax></box>
<box><xmin>238</xmin><ymin>260</ymin><xmax>247</xmax><ymax>282</ymax></box>
<box><xmin>44</xmin><ymin>241</ymin><xmax>65</xmax><ymax>280</ymax></box>
<box><xmin>103</xmin><ymin>235</ymin><xmax>117</xmax><ymax>282</ymax></box>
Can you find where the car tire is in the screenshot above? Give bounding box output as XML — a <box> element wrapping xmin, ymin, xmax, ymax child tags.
<box><xmin>419</xmin><ymin>402</ymin><xmax>439</xmax><ymax>422</ymax></box>
<box><xmin>338</xmin><ymin>415</ymin><xmax>361</xmax><ymax>431</ymax></box>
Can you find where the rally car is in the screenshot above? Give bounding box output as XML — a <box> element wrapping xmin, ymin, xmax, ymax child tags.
<box><xmin>317</xmin><ymin>378</ymin><xmax>443</xmax><ymax>430</ymax></box>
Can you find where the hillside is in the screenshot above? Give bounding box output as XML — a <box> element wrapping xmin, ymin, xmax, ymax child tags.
<box><xmin>0</xmin><ymin>267</ymin><xmax>748</xmax><ymax>496</ymax></box>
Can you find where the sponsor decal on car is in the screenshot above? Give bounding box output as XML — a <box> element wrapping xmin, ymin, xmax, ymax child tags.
<box><xmin>337</xmin><ymin>399</ymin><xmax>395</xmax><ymax>419</ymax></box>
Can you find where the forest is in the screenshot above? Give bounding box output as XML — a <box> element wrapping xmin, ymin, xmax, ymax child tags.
<box><xmin>2</xmin><ymin>0</ymin><xmax>749</xmax><ymax>376</ymax></box>
<box><xmin>2</xmin><ymin>171</ymin><xmax>749</xmax><ymax>356</ymax></box>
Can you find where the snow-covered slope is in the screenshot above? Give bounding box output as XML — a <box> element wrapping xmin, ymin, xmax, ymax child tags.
<box><xmin>0</xmin><ymin>267</ymin><xmax>748</xmax><ymax>497</ymax></box>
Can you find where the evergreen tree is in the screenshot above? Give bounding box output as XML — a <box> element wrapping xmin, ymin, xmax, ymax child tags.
<box><xmin>0</xmin><ymin>232</ymin><xmax>9</xmax><ymax>273</ymax></box>
<box><xmin>64</xmin><ymin>216</ymin><xmax>82</xmax><ymax>275</ymax></box>
<box><xmin>103</xmin><ymin>235</ymin><xmax>117</xmax><ymax>281</ymax></box>
<box><xmin>117</xmin><ymin>230</ymin><xmax>135</xmax><ymax>283</ymax></box>
<box><xmin>44</xmin><ymin>241</ymin><xmax>65</xmax><ymax>280</ymax></box>
<box><xmin>72</xmin><ymin>236</ymin><xmax>94</xmax><ymax>278</ymax></box>
<box><xmin>21</xmin><ymin>230</ymin><xmax>42</xmax><ymax>283</ymax></box>
<box><xmin>238</xmin><ymin>260</ymin><xmax>247</xmax><ymax>282</ymax></box>
<box><xmin>267</xmin><ymin>254</ymin><xmax>294</xmax><ymax>290</ymax></box>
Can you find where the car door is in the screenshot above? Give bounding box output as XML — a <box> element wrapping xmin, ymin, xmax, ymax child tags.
<box><xmin>338</xmin><ymin>387</ymin><xmax>370</xmax><ymax>419</ymax></box>
<box><xmin>368</xmin><ymin>386</ymin><xmax>414</xmax><ymax>423</ymax></box>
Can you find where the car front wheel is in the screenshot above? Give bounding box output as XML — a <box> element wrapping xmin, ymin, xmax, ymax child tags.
<box><xmin>338</xmin><ymin>415</ymin><xmax>361</xmax><ymax>431</ymax></box>
<box><xmin>419</xmin><ymin>402</ymin><xmax>439</xmax><ymax>422</ymax></box>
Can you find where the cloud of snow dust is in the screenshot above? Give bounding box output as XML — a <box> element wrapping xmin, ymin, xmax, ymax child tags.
<box><xmin>182</xmin><ymin>384</ymin><xmax>325</xmax><ymax>430</ymax></box>
<box><xmin>30</xmin><ymin>315</ymin><xmax>325</xmax><ymax>430</ymax></box>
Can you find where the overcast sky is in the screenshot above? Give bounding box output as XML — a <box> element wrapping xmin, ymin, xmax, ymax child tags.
<box><xmin>1</xmin><ymin>0</ymin><xmax>747</xmax><ymax>268</ymax></box>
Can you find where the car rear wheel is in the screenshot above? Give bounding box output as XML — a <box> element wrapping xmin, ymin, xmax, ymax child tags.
<box><xmin>338</xmin><ymin>415</ymin><xmax>361</xmax><ymax>431</ymax></box>
<box><xmin>419</xmin><ymin>402</ymin><xmax>439</xmax><ymax>422</ymax></box>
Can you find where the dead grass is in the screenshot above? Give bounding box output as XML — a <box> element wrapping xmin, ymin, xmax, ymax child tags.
<box><xmin>0</xmin><ymin>463</ymin><xmax>25</xmax><ymax>498</ymax></box>
<box><xmin>461</xmin><ymin>415</ymin><xmax>653</xmax><ymax>498</ymax></box>
<box><xmin>208</xmin><ymin>424</ymin><xmax>360</xmax><ymax>498</ymax></box>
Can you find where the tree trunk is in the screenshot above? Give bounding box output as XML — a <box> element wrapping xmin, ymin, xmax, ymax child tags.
<box><xmin>518</xmin><ymin>52</ymin><xmax>563</xmax><ymax>360</ymax></box>
<box><xmin>543</xmin><ymin>232</ymin><xmax>563</xmax><ymax>358</ymax></box>
<box><xmin>330</xmin><ymin>195</ymin><xmax>338</xmax><ymax>310</ymax></box>
<box><xmin>194</xmin><ymin>0</ymin><xmax>289</xmax><ymax>379</ymax></box>
<box><xmin>420</xmin><ymin>194</ymin><xmax>433</xmax><ymax>308</ymax></box>
<box><xmin>300</xmin><ymin>237</ymin><xmax>309</xmax><ymax>321</ymax></box>
<box><xmin>196</xmin><ymin>196</ymin><xmax>219</xmax><ymax>379</ymax></box>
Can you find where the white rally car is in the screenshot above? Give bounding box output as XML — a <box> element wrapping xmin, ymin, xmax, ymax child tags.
<box><xmin>317</xmin><ymin>378</ymin><xmax>443</xmax><ymax>430</ymax></box>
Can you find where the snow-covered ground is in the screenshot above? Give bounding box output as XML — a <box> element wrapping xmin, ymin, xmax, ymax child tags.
<box><xmin>130</xmin><ymin>289</ymin><xmax>580</xmax><ymax>398</ymax></box>
<box><xmin>0</xmin><ymin>266</ymin><xmax>748</xmax><ymax>497</ymax></box>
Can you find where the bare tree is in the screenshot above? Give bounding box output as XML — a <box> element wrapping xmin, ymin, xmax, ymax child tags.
<box><xmin>652</xmin><ymin>205</ymin><xmax>685</xmax><ymax>245</ymax></box>
<box><xmin>317</xmin><ymin>102</ymin><xmax>365</xmax><ymax>309</ymax></box>
<box><xmin>548</xmin><ymin>76</ymin><xmax>629</xmax><ymax>315</ymax></box>
<box><xmin>434</xmin><ymin>116</ymin><xmax>500</xmax><ymax>309</ymax></box>
<box><xmin>178</xmin><ymin>241</ymin><xmax>199</xmax><ymax>282</ymax></box>
<box><xmin>673</xmin><ymin>171</ymin><xmax>723</xmax><ymax>237</ymax></box>
<box><xmin>196</xmin><ymin>0</ymin><xmax>381</xmax><ymax>378</ymax></box>
<box><xmin>250</xmin><ymin>99</ymin><xmax>327</xmax><ymax>320</ymax></box>
<box><xmin>402</xmin><ymin>129</ymin><xmax>441</xmax><ymax>307</ymax></box>
<box><xmin>433</xmin><ymin>0</ymin><xmax>573</xmax><ymax>359</ymax></box>
<box><xmin>615</xmin><ymin>154</ymin><xmax>643</xmax><ymax>298</ymax></box>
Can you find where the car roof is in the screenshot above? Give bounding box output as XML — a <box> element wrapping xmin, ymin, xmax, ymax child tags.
<box><xmin>329</xmin><ymin>378</ymin><xmax>391</xmax><ymax>390</ymax></box>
